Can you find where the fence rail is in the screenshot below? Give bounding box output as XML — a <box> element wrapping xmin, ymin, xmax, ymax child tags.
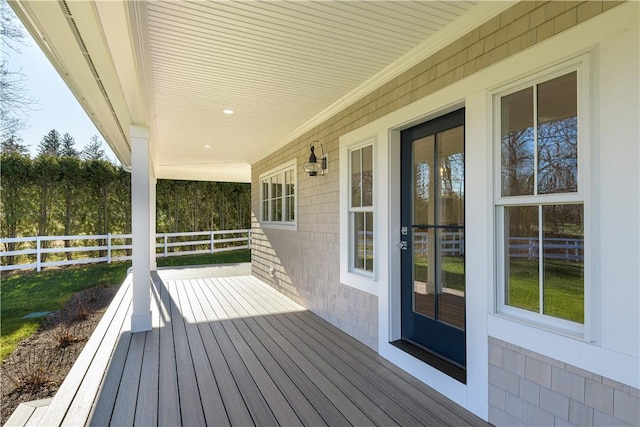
<box><xmin>0</xmin><ymin>229</ymin><xmax>251</xmax><ymax>272</ymax></box>
<box><xmin>411</xmin><ymin>232</ymin><xmax>583</xmax><ymax>262</ymax></box>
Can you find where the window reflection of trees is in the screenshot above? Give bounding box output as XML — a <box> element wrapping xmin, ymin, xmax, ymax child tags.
<box><xmin>538</xmin><ymin>117</ymin><xmax>577</xmax><ymax>194</ymax></box>
<box><xmin>501</xmin><ymin>127</ymin><xmax>535</xmax><ymax>196</ymax></box>
<box><xmin>440</xmin><ymin>152</ymin><xmax>464</xmax><ymax>226</ymax></box>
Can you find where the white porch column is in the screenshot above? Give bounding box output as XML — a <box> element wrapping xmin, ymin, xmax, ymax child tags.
<box><xmin>130</xmin><ymin>125</ymin><xmax>153</xmax><ymax>332</ymax></box>
<box><xmin>150</xmin><ymin>173</ymin><xmax>157</xmax><ymax>272</ymax></box>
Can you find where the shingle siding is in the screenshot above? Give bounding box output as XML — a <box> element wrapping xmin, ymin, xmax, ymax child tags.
<box><xmin>489</xmin><ymin>338</ymin><xmax>640</xmax><ymax>427</ymax></box>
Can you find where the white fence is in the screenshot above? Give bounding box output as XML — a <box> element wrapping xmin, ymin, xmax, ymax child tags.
<box><xmin>0</xmin><ymin>229</ymin><xmax>251</xmax><ymax>272</ymax></box>
<box><xmin>412</xmin><ymin>232</ymin><xmax>583</xmax><ymax>262</ymax></box>
<box><xmin>413</xmin><ymin>231</ymin><xmax>464</xmax><ymax>256</ymax></box>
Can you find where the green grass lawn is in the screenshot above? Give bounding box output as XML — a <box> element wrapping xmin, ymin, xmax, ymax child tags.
<box><xmin>414</xmin><ymin>256</ymin><xmax>465</xmax><ymax>292</ymax></box>
<box><xmin>0</xmin><ymin>249</ymin><xmax>250</xmax><ymax>360</ymax></box>
<box><xmin>413</xmin><ymin>256</ymin><xmax>583</xmax><ymax>323</ymax></box>
<box><xmin>507</xmin><ymin>259</ymin><xmax>584</xmax><ymax>323</ymax></box>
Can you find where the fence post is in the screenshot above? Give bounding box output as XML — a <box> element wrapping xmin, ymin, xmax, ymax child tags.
<box><xmin>163</xmin><ymin>234</ymin><xmax>168</xmax><ymax>258</ymax></box>
<box><xmin>211</xmin><ymin>231</ymin><xmax>215</xmax><ymax>254</ymax></box>
<box><xmin>107</xmin><ymin>233</ymin><xmax>112</xmax><ymax>264</ymax></box>
<box><xmin>36</xmin><ymin>236</ymin><xmax>41</xmax><ymax>272</ymax></box>
<box><xmin>247</xmin><ymin>230</ymin><xmax>251</xmax><ymax>249</ymax></box>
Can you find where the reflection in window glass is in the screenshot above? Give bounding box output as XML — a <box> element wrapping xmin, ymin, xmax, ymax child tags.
<box><xmin>350</xmin><ymin>144</ymin><xmax>374</xmax><ymax>275</ymax></box>
<box><xmin>351</xmin><ymin>146</ymin><xmax>373</xmax><ymax>208</ymax></box>
<box><xmin>438</xmin><ymin>228</ymin><xmax>465</xmax><ymax>329</ymax></box>
<box><xmin>538</xmin><ymin>72</ymin><xmax>578</xmax><ymax>194</ymax></box>
<box><xmin>413</xmin><ymin>227</ymin><xmax>436</xmax><ymax>319</ymax></box>
<box><xmin>543</xmin><ymin>204</ymin><xmax>583</xmax><ymax>322</ymax></box>
<box><xmin>261</xmin><ymin>163</ymin><xmax>295</xmax><ymax>225</ymax></box>
<box><xmin>501</xmin><ymin>87</ymin><xmax>534</xmax><ymax>196</ymax></box>
<box><xmin>271</xmin><ymin>175</ymin><xmax>282</xmax><ymax>221</ymax></box>
<box><xmin>351</xmin><ymin>150</ymin><xmax>362</xmax><ymax>208</ymax></box>
<box><xmin>505</xmin><ymin>206</ymin><xmax>539</xmax><ymax>313</ymax></box>
<box><xmin>284</xmin><ymin>170</ymin><xmax>295</xmax><ymax>221</ymax></box>
<box><xmin>438</xmin><ymin>127</ymin><xmax>464</xmax><ymax>227</ymax></box>
<box><xmin>262</xmin><ymin>180</ymin><xmax>269</xmax><ymax>221</ymax></box>
<box><xmin>362</xmin><ymin>145</ymin><xmax>373</xmax><ymax>207</ymax></box>
<box><xmin>352</xmin><ymin>212</ymin><xmax>374</xmax><ymax>273</ymax></box>
<box><xmin>498</xmin><ymin>67</ymin><xmax>584</xmax><ymax>328</ymax></box>
<box><xmin>353</xmin><ymin>212</ymin><xmax>364</xmax><ymax>270</ymax></box>
<box><xmin>413</xmin><ymin>136</ymin><xmax>434</xmax><ymax>226</ymax></box>
<box><xmin>365</xmin><ymin>211</ymin><xmax>373</xmax><ymax>272</ymax></box>
<box><xmin>411</xmin><ymin>127</ymin><xmax>465</xmax><ymax>329</ymax></box>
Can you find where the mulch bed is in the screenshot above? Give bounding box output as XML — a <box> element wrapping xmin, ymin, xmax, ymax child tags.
<box><xmin>1</xmin><ymin>286</ymin><xmax>118</xmax><ymax>424</ymax></box>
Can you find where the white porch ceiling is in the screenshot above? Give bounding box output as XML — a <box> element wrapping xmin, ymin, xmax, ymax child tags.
<box><xmin>10</xmin><ymin>1</ymin><xmax>509</xmax><ymax>182</ymax></box>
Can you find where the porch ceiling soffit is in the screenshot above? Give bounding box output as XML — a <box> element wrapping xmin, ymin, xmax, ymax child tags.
<box><xmin>11</xmin><ymin>1</ymin><xmax>512</xmax><ymax>183</ymax></box>
<box><xmin>9</xmin><ymin>0</ymin><xmax>145</xmax><ymax>167</ymax></box>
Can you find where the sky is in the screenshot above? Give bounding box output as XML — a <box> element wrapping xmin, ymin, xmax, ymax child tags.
<box><xmin>7</xmin><ymin>11</ymin><xmax>117</xmax><ymax>162</ymax></box>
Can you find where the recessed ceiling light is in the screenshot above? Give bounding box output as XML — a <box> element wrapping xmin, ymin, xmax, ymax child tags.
<box><xmin>203</xmin><ymin>145</ymin><xmax>212</xmax><ymax>148</ymax></box>
<box><xmin>222</xmin><ymin>109</ymin><xmax>235</xmax><ymax>115</ymax></box>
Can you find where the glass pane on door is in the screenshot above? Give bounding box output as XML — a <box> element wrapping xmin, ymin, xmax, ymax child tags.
<box><xmin>412</xmin><ymin>135</ymin><xmax>436</xmax><ymax>318</ymax></box>
<box><xmin>410</xmin><ymin>126</ymin><xmax>465</xmax><ymax>329</ymax></box>
<box><xmin>437</xmin><ymin>126</ymin><xmax>465</xmax><ymax>329</ymax></box>
<box><xmin>413</xmin><ymin>227</ymin><xmax>435</xmax><ymax>319</ymax></box>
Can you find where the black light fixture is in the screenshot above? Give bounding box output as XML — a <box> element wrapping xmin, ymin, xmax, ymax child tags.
<box><xmin>303</xmin><ymin>142</ymin><xmax>327</xmax><ymax>176</ymax></box>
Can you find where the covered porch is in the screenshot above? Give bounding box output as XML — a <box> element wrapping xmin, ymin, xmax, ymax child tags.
<box><xmin>7</xmin><ymin>265</ymin><xmax>488</xmax><ymax>426</ymax></box>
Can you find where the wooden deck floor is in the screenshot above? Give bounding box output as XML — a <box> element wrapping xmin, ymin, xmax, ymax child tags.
<box><xmin>12</xmin><ymin>268</ymin><xmax>489</xmax><ymax>426</ymax></box>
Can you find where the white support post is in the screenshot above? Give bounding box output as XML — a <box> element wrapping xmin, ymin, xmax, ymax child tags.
<box><xmin>150</xmin><ymin>173</ymin><xmax>157</xmax><ymax>271</ymax></box>
<box><xmin>130</xmin><ymin>125</ymin><xmax>152</xmax><ymax>333</ymax></box>
<box><xmin>36</xmin><ymin>236</ymin><xmax>41</xmax><ymax>272</ymax></box>
<box><xmin>163</xmin><ymin>234</ymin><xmax>168</xmax><ymax>258</ymax></box>
<box><xmin>107</xmin><ymin>233</ymin><xmax>112</xmax><ymax>264</ymax></box>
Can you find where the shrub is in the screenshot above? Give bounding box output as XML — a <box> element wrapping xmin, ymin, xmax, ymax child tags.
<box><xmin>2</xmin><ymin>345</ymin><xmax>59</xmax><ymax>393</ymax></box>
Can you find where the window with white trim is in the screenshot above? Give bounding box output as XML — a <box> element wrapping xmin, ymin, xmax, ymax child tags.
<box><xmin>349</xmin><ymin>144</ymin><xmax>374</xmax><ymax>274</ymax></box>
<box><xmin>260</xmin><ymin>160</ymin><xmax>296</xmax><ymax>227</ymax></box>
<box><xmin>495</xmin><ymin>64</ymin><xmax>586</xmax><ymax>332</ymax></box>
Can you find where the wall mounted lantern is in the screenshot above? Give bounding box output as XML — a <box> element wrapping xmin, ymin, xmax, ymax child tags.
<box><xmin>303</xmin><ymin>142</ymin><xmax>327</xmax><ymax>176</ymax></box>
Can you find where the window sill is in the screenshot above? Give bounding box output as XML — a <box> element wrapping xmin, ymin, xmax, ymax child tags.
<box><xmin>340</xmin><ymin>270</ymin><xmax>377</xmax><ymax>296</ymax></box>
<box><xmin>259</xmin><ymin>222</ymin><xmax>297</xmax><ymax>231</ymax></box>
<box><xmin>496</xmin><ymin>306</ymin><xmax>584</xmax><ymax>339</ymax></box>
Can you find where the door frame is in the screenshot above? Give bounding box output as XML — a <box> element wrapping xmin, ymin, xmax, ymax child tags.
<box><xmin>339</xmin><ymin>90</ymin><xmax>490</xmax><ymax>418</ymax></box>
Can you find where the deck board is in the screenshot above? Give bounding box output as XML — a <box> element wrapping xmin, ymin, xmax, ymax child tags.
<box><xmin>214</xmin><ymin>278</ymin><xmax>324</xmax><ymax>426</ymax></box>
<box><xmin>14</xmin><ymin>267</ymin><xmax>491</xmax><ymax>426</ymax></box>
<box><xmin>226</xmin><ymin>278</ymin><xmax>399</xmax><ymax>426</ymax></box>
<box><xmin>132</xmin><ymin>278</ymin><xmax>161</xmax><ymax>426</ymax></box>
<box><xmin>176</xmin><ymin>279</ymin><xmax>228</xmax><ymax>427</ymax></box>
<box><xmin>189</xmin><ymin>279</ymin><xmax>253</xmax><ymax>426</ymax></box>
<box><xmin>5</xmin><ymin>398</ymin><xmax>52</xmax><ymax>427</ymax></box>
<box><xmin>170</xmin><ymin>279</ymin><xmax>207</xmax><ymax>426</ymax></box>
<box><xmin>295</xmin><ymin>308</ymin><xmax>488</xmax><ymax>426</ymax></box>
<box><xmin>197</xmin><ymin>278</ymin><xmax>280</xmax><ymax>426</ymax></box>
<box><xmin>110</xmin><ymin>331</ymin><xmax>144</xmax><ymax>426</ymax></box>
<box><xmin>87</xmin><ymin>322</ymin><xmax>131</xmax><ymax>426</ymax></box>
<box><xmin>156</xmin><ymin>276</ymin><xmax>180</xmax><ymax>427</ymax></box>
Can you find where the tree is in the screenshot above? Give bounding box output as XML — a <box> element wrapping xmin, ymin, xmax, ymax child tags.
<box><xmin>0</xmin><ymin>152</ymin><xmax>33</xmax><ymax>263</ymax></box>
<box><xmin>84</xmin><ymin>159</ymin><xmax>116</xmax><ymax>254</ymax></box>
<box><xmin>38</xmin><ymin>129</ymin><xmax>62</xmax><ymax>157</ymax></box>
<box><xmin>0</xmin><ymin>0</ymin><xmax>35</xmax><ymax>139</ymax></box>
<box><xmin>81</xmin><ymin>135</ymin><xmax>106</xmax><ymax>160</ymax></box>
<box><xmin>1</xmin><ymin>133</ymin><xmax>28</xmax><ymax>155</ymax></box>
<box><xmin>58</xmin><ymin>157</ymin><xmax>84</xmax><ymax>259</ymax></box>
<box><xmin>60</xmin><ymin>132</ymin><xmax>79</xmax><ymax>157</ymax></box>
<box><xmin>32</xmin><ymin>156</ymin><xmax>61</xmax><ymax>258</ymax></box>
